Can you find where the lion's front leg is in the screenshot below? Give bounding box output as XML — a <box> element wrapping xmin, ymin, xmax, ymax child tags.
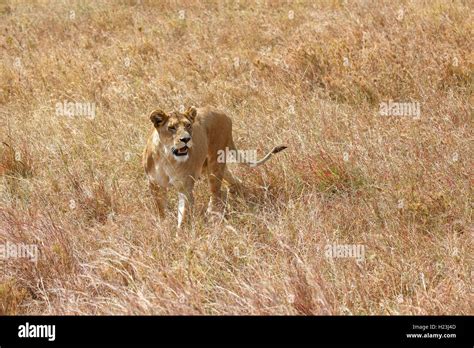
<box><xmin>149</xmin><ymin>182</ymin><xmax>167</xmax><ymax>219</ymax></box>
<box><xmin>177</xmin><ymin>180</ymin><xmax>195</xmax><ymax>229</ymax></box>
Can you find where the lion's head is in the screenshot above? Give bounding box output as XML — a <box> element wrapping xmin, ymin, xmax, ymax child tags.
<box><xmin>149</xmin><ymin>106</ymin><xmax>197</xmax><ymax>162</ymax></box>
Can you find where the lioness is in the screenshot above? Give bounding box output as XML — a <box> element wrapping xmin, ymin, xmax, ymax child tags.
<box><xmin>142</xmin><ymin>106</ymin><xmax>286</xmax><ymax>228</ymax></box>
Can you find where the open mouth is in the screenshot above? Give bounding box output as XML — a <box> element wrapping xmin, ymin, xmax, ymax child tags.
<box><xmin>172</xmin><ymin>146</ymin><xmax>189</xmax><ymax>157</ymax></box>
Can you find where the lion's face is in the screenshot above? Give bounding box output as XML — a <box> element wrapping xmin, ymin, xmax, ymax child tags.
<box><xmin>150</xmin><ymin>107</ymin><xmax>197</xmax><ymax>162</ymax></box>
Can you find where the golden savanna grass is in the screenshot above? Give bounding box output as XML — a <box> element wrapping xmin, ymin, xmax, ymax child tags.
<box><xmin>0</xmin><ymin>0</ymin><xmax>472</xmax><ymax>314</ymax></box>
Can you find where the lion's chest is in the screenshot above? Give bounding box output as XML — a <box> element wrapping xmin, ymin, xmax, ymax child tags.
<box><xmin>151</xmin><ymin>157</ymin><xmax>204</xmax><ymax>188</ymax></box>
<box><xmin>147</xmin><ymin>159</ymin><xmax>170</xmax><ymax>188</ymax></box>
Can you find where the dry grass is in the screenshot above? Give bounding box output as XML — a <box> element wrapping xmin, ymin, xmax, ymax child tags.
<box><xmin>0</xmin><ymin>0</ymin><xmax>472</xmax><ymax>315</ymax></box>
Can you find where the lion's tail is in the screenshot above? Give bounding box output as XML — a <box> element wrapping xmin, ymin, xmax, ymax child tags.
<box><xmin>229</xmin><ymin>140</ymin><xmax>287</xmax><ymax>168</ymax></box>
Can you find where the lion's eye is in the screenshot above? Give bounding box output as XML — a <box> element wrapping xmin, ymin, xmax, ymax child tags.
<box><xmin>168</xmin><ymin>126</ymin><xmax>176</xmax><ymax>132</ymax></box>
<box><xmin>185</xmin><ymin>124</ymin><xmax>192</xmax><ymax>129</ymax></box>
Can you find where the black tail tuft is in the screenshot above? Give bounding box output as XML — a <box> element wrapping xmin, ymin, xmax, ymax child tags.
<box><xmin>272</xmin><ymin>145</ymin><xmax>287</xmax><ymax>154</ymax></box>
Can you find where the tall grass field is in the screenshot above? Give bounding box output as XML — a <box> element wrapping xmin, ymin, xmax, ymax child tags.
<box><xmin>0</xmin><ymin>0</ymin><xmax>472</xmax><ymax>314</ymax></box>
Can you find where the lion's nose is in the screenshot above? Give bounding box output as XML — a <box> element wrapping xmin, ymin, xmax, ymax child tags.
<box><xmin>180</xmin><ymin>136</ymin><xmax>191</xmax><ymax>144</ymax></box>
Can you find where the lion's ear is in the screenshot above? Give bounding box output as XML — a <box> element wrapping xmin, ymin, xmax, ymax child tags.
<box><xmin>185</xmin><ymin>106</ymin><xmax>197</xmax><ymax>122</ymax></box>
<box><xmin>149</xmin><ymin>109</ymin><xmax>168</xmax><ymax>128</ymax></box>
